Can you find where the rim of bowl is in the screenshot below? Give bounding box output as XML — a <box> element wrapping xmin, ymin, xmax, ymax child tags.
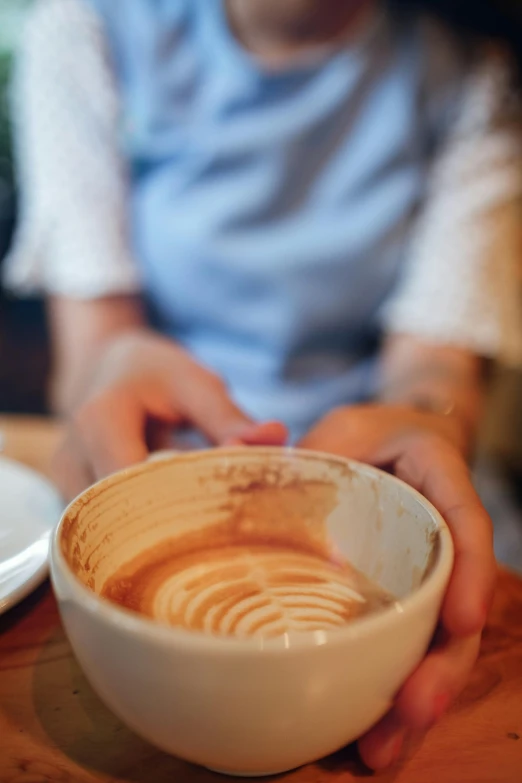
<box><xmin>50</xmin><ymin>446</ymin><xmax>454</xmax><ymax>655</ymax></box>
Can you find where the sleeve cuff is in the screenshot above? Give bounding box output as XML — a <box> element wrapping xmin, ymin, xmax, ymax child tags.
<box><xmin>3</xmin><ymin>214</ymin><xmax>143</xmax><ymax>299</ymax></box>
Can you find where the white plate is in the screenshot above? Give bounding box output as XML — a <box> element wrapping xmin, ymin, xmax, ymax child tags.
<box><xmin>0</xmin><ymin>456</ymin><xmax>63</xmax><ymax>615</ymax></box>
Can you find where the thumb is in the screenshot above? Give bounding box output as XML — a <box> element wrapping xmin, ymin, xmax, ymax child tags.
<box><xmin>297</xmin><ymin>407</ymin><xmax>380</xmax><ymax>461</ymax></box>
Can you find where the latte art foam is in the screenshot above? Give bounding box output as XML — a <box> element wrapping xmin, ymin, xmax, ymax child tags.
<box><xmin>102</xmin><ymin>544</ymin><xmax>394</xmax><ymax>638</ymax></box>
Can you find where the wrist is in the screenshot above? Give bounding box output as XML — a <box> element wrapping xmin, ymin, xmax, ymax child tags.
<box><xmin>377</xmin><ymin>340</ymin><xmax>485</xmax><ymax>457</ymax></box>
<box><xmin>392</xmin><ymin>396</ymin><xmax>478</xmax><ymax>457</ymax></box>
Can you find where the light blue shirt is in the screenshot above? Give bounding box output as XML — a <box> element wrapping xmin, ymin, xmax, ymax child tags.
<box><xmin>86</xmin><ymin>0</ymin><xmax>469</xmax><ymax>440</ymax></box>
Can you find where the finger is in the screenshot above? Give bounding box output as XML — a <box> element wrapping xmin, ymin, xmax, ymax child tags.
<box><xmin>394</xmin><ymin>630</ymin><xmax>481</xmax><ymax>729</ymax></box>
<box><xmin>387</xmin><ymin>435</ymin><xmax>496</xmax><ymax>636</ymax></box>
<box><xmin>51</xmin><ymin>435</ymin><xmax>94</xmax><ymax>502</ymax></box>
<box><xmin>297</xmin><ymin>407</ymin><xmax>393</xmax><ymax>462</ymax></box>
<box><xmin>358</xmin><ymin>631</ymin><xmax>480</xmax><ymax>770</ymax></box>
<box><xmin>297</xmin><ymin>409</ymin><xmax>367</xmax><ymax>457</ymax></box>
<box><xmin>73</xmin><ymin>390</ymin><xmax>150</xmax><ymax>479</ymax></box>
<box><xmin>357</xmin><ymin>708</ymin><xmax>406</xmax><ymax>771</ymax></box>
<box><xmin>441</xmin><ymin>502</ymin><xmax>496</xmax><ymax>637</ymax></box>
<box><xmin>175</xmin><ymin>362</ymin><xmax>285</xmax><ymax>445</ymax></box>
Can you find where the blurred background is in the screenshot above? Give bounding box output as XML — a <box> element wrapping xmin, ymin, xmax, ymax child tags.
<box><xmin>0</xmin><ymin>0</ymin><xmax>49</xmax><ymax>415</ymax></box>
<box><xmin>0</xmin><ymin>0</ymin><xmax>520</xmax><ymax>566</ymax></box>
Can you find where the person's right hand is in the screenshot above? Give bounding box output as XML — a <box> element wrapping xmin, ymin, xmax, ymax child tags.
<box><xmin>52</xmin><ymin>330</ymin><xmax>287</xmax><ymax>500</ymax></box>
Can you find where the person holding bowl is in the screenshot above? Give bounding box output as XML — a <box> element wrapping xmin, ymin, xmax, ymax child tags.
<box><xmin>5</xmin><ymin>0</ymin><xmax>522</xmax><ymax>769</ymax></box>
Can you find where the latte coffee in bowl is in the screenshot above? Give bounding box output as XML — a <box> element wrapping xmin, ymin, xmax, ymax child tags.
<box><xmin>51</xmin><ymin>447</ymin><xmax>453</xmax><ymax>776</ymax></box>
<box><xmin>100</xmin><ymin>478</ymin><xmax>395</xmax><ymax>637</ymax></box>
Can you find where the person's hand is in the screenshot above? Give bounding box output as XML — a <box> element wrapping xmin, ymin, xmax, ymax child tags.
<box><xmin>298</xmin><ymin>404</ymin><xmax>496</xmax><ymax>770</ymax></box>
<box><xmin>52</xmin><ymin>330</ymin><xmax>287</xmax><ymax>500</ymax></box>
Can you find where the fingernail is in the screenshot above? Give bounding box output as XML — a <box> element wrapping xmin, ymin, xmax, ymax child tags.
<box><xmin>390</xmin><ymin>735</ymin><xmax>404</xmax><ymax>764</ymax></box>
<box><xmin>378</xmin><ymin>732</ymin><xmax>405</xmax><ymax>768</ymax></box>
<box><xmin>433</xmin><ymin>692</ymin><xmax>451</xmax><ymax>722</ymax></box>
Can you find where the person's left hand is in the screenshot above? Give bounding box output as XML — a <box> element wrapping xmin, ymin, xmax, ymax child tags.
<box><xmin>298</xmin><ymin>404</ymin><xmax>496</xmax><ymax>771</ymax></box>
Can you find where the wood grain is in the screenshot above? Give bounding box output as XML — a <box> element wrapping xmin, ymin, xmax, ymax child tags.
<box><xmin>1</xmin><ymin>417</ymin><xmax>521</xmax><ymax>783</ymax></box>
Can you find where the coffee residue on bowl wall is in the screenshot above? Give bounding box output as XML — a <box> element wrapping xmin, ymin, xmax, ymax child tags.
<box><xmin>99</xmin><ymin>472</ymin><xmax>395</xmax><ymax>638</ymax></box>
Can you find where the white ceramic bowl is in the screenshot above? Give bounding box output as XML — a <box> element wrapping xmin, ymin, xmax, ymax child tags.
<box><xmin>50</xmin><ymin>447</ymin><xmax>453</xmax><ymax>776</ymax></box>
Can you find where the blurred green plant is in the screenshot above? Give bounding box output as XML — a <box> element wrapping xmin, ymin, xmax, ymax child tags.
<box><xmin>0</xmin><ymin>48</ymin><xmax>13</xmax><ymax>185</ymax></box>
<box><xmin>0</xmin><ymin>0</ymin><xmax>31</xmax><ymax>188</ymax></box>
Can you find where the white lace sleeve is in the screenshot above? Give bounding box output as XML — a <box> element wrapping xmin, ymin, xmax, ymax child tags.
<box><xmin>382</xmin><ymin>58</ymin><xmax>522</xmax><ymax>366</ymax></box>
<box><xmin>3</xmin><ymin>0</ymin><xmax>141</xmax><ymax>298</ymax></box>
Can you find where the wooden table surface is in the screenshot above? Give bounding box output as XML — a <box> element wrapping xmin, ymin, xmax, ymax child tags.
<box><xmin>1</xmin><ymin>416</ymin><xmax>522</xmax><ymax>783</ymax></box>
